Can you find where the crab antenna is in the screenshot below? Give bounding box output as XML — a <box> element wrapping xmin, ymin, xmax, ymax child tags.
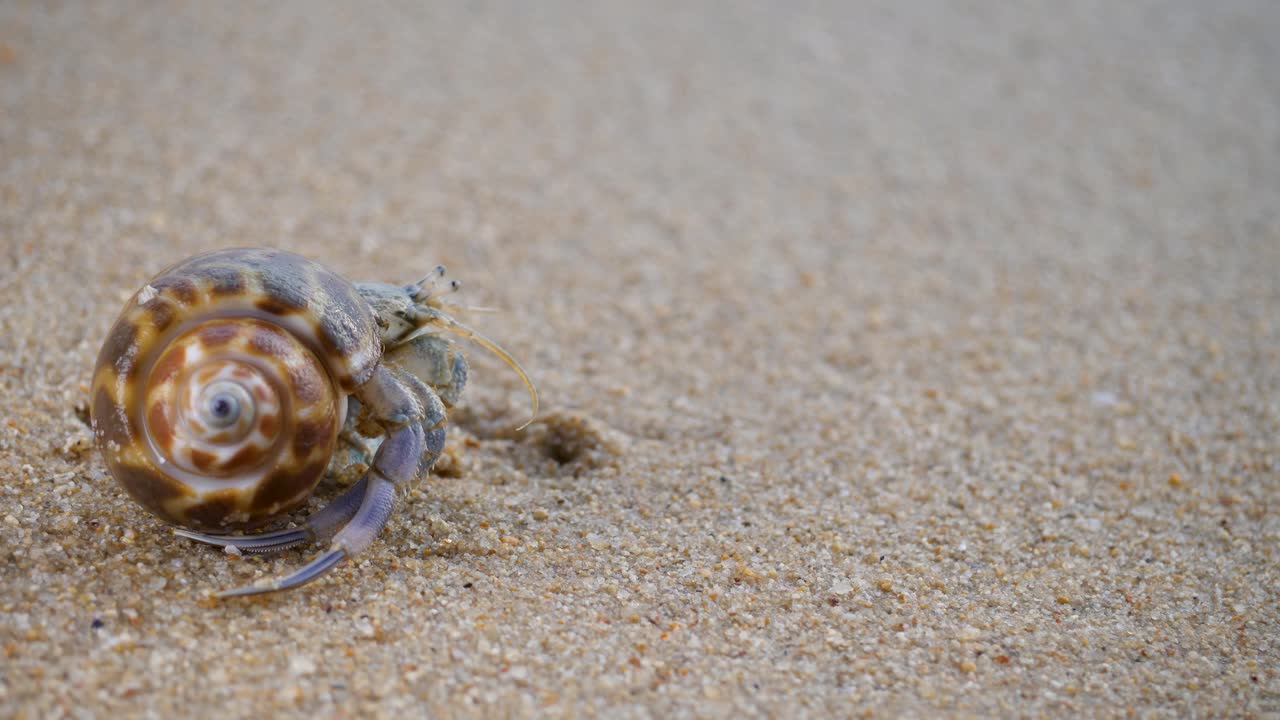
<box><xmin>438</xmin><ymin>301</ymin><xmax>501</xmax><ymax>314</ymax></box>
<box><xmin>424</xmin><ymin>310</ymin><xmax>538</xmax><ymax>429</ymax></box>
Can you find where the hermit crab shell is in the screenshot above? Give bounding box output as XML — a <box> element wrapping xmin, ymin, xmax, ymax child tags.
<box><xmin>90</xmin><ymin>248</ymin><xmax>382</xmax><ymax>531</ymax></box>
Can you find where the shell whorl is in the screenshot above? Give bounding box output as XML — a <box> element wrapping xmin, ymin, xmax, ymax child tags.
<box><xmin>141</xmin><ymin>318</ymin><xmax>339</xmax><ymax>489</ymax></box>
<box><xmin>91</xmin><ymin>248</ymin><xmax>380</xmax><ymax>531</ymax></box>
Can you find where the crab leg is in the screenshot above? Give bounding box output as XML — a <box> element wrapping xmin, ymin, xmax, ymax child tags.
<box><xmin>174</xmin><ymin>476</ymin><xmax>369</xmax><ymax>554</ymax></box>
<box><xmin>214</xmin><ymin>366</ymin><xmax>442</xmax><ymax>598</ymax></box>
<box><xmin>215</xmin><ymin>475</ymin><xmax>398</xmax><ymax>597</ymax></box>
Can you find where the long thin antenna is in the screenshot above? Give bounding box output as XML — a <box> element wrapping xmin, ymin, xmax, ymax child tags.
<box><xmin>437</xmin><ymin>302</ymin><xmax>501</xmax><ymax>314</ymax></box>
<box><xmin>416</xmin><ymin>307</ymin><xmax>538</xmax><ymax>429</ymax></box>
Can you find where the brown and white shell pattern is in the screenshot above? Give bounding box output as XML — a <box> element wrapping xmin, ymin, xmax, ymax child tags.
<box><xmin>90</xmin><ymin>248</ymin><xmax>383</xmax><ymax>531</ymax></box>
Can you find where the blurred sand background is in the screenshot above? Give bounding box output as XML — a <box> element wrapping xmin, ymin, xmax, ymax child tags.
<box><xmin>2</xmin><ymin>1</ymin><xmax>1278</xmax><ymax>717</ymax></box>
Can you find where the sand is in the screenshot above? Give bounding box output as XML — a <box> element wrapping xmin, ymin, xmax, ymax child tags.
<box><xmin>1</xmin><ymin>1</ymin><xmax>1277</xmax><ymax>717</ymax></box>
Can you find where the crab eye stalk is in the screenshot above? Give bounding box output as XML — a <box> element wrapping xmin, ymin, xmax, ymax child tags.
<box><xmin>409</xmin><ymin>265</ymin><xmax>453</xmax><ymax>301</ymax></box>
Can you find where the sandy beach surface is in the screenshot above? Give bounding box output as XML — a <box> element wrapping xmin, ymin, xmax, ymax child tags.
<box><xmin>2</xmin><ymin>1</ymin><xmax>1277</xmax><ymax>717</ymax></box>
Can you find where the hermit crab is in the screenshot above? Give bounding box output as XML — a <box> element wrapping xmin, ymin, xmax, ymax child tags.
<box><xmin>90</xmin><ymin>247</ymin><xmax>536</xmax><ymax>597</ymax></box>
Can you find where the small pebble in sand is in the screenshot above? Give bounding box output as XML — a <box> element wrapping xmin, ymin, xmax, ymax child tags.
<box><xmin>288</xmin><ymin>655</ymin><xmax>317</xmax><ymax>676</ymax></box>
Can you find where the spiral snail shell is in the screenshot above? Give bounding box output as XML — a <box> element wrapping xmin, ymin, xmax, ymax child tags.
<box><xmin>91</xmin><ymin>247</ymin><xmax>536</xmax><ymax>596</ymax></box>
<box><xmin>91</xmin><ymin>248</ymin><xmax>379</xmax><ymax>531</ymax></box>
